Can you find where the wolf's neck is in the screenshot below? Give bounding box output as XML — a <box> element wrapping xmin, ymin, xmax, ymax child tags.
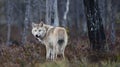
<box><xmin>41</xmin><ymin>25</ymin><xmax>54</xmax><ymax>41</ymax></box>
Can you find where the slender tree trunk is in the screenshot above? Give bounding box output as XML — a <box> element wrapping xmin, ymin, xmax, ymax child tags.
<box><xmin>39</xmin><ymin>0</ymin><xmax>42</xmax><ymax>21</ymax></box>
<box><xmin>46</xmin><ymin>0</ymin><xmax>48</xmax><ymax>24</ymax></box>
<box><xmin>53</xmin><ymin>0</ymin><xmax>59</xmax><ymax>26</ymax></box>
<box><xmin>7</xmin><ymin>21</ymin><xmax>11</xmax><ymax>45</ymax></box>
<box><xmin>6</xmin><ymin>0</ymin><xmax>13</xmax><ymax>45</ymax></box>
<box><xmin>31</xmin><ymin>0</ymin><xmax>40</xmax><ymax>22</ymax></box>
<box><xmin>83</xmin><ymin>0</ymin><xmax>106</xmax><ymax>51</ymax></box>
<box><xmin>82</xmin><ymin>0</ymin><xmax>87</xmax><ymax>36</ymax></box>
<box><xmin>98</xmin><ymin>0</ymin><xmax>106</xmax><ymax>28</ymax></box>
<box><xmin>109</xmin><ymin>0</ymin><xmax>116</xmax><ymax>50</ymax></box>
<box><xmin>75</xmin><ymin>0</ymin><xmax>81</xmax><ymax>36</ymax></box>
<box><xmin>46</xmin><ymin>0</ymin><xmax>52</xmax><ymax>25</ymax></box>
<box><xmin>46</xmin><ymin>0</ymin><xmax>59</xmax><ymax>26</ymax></box>
<box><xmin>22</xmin><ymin>0</ymin><xmax>31</xmax><ymax>44</ymax></box>
<box><xmin>62</xmin><ymin>0</ymin><xmax>70</xmax><ymax>27</ymax></box>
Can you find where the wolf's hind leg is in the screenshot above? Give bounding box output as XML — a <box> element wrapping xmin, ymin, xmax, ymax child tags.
<box><xmin>62</xmin><ymin>48</ymin><xmax>65</xmax><ymax>59</ymax></box>
<box><xmin>51</xmin><ymin>49</ymin><xmax>55</xmax><ymax>60</ymax></box>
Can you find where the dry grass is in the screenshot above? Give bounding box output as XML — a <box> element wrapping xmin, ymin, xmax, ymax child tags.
<box><xmin>0</xmin><ymin>38</ymin><xmax>120</xmax><ymax>67</ymax></box>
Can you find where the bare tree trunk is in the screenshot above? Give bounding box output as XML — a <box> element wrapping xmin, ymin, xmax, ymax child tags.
<box><xmin>62</xmin><ymin>0</ymin><xmax>70</xmax><ymax>27</ymax></box>
<box><xmin>46</xmin><ymin>0</ymin><xmax>59</xmax><ymax>26</ymax></box>
<box><xmin>39</xmin><ymin>0</ymin><xmax>43</xmax><ymax>21</ymax></box>
<box><xmin>83</xmin><ymin>0</ymin><xmax>106</xmax><ymax>51</ymax></box>
<box><xmin>6</xmin><ymin>0</ymin><xmax>13</xmax><ymax>45</ymax></box>
<box><xmin>78</xmin><ymin>0</ymin><xmax>87</xmax><ymax>36</ymax></box>
<box><xmin>46</xmin><ymin>0</ymin><xmax>52</xmax><ymax>25</ymax></box>
<box><xmin>22</xmin><ymin>0</ymin><xmax>31</xmax><ymax>44</ymax></box>
<box><xmin>53</xmin><ymin>0</ymin><xmax>59</xmax><ymax>26</ymax></box>
<box><xmin>109</xmin><ymin>0</ymin><xmax>116</xmax><ymax>50</ymax></box>
<box><xmin>7</xmin><ymin>21</ymin><xmax>11</xmax><ymax>45</ymax></box>
<box><xmin>98</xmin><ymin>0</ymin><xmax>116</xmax><ymax>51</ymax></box>
<box><xmin>75</xmin><ymin>0</ymin><xmax>80</xmax><ymax>36</ymax></box>
<box><xmin>98</xmin><ymin>0</ymin><xmax>106</xmax><ymax>28</ymax></box>
<box><xmin>31</xmin><ymin>0</ymin><xmax>40</xmax><ymax>22</ymax></box>
<box><xmin>81</xmin><ymin>0</ymin><xmax>87</xmax><ymax>36</ymax></box>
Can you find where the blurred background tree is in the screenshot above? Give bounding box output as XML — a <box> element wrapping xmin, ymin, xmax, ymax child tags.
<box><xmin>83</xmin><ymin>0</ymin><xmax>106</xmax><ymax>51</ymax></box>
<box><xmin>0</xmin><ymin>0</ymin><xmax>119</xmax><ymax>49</ymax></box>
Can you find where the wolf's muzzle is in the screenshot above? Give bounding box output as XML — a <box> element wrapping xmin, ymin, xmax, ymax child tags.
<box><xmin>35</xmin><ymin>35</ymin><xmax>43</xmax><ymax>40</ymax></box>
<box><xmin>36</xmin><ymin>35</ymin><xmax>39</xmax><ymax>38</ymax></box>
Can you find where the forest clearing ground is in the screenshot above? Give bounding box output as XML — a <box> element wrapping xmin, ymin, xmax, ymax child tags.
<box><xmin>0</xmin><ymin>25</ymin><xmax>120</xmax><ymax>67</ymax></box>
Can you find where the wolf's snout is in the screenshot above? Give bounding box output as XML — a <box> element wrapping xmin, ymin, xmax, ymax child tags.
<box><xmin>36</xmin><ymin>35</ymin><xmax>39</xmax><ymax>38</ymax></box>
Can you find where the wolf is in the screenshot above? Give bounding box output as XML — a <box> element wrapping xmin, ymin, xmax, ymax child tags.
<box><xmin>31</xmin><ymin>21</ymin><xmax>68</xmax><ymax>60</ymax></box>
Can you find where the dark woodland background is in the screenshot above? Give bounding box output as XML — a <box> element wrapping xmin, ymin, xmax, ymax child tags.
<box><xmin>0</xmin><ymin>0</ymin><xmax>120</xmax><ymax>67</ymax></box>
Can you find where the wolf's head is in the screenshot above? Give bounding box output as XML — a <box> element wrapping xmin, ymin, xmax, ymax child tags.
<box><xmin>32</xmin><ymin>21</ymin><xmax>47</xmax><ymax>39</ymax></box>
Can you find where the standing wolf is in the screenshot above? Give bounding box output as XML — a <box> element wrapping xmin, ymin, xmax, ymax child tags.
<box><xmin>31</xmin><ymin>21</ymin><xmax>68</xmax><ymax>60</ymax></box>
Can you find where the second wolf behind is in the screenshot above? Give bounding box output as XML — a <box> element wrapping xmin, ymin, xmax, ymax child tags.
<box><xmin>32</xmin><ymin>21</ymin><xmax>68</xmax><ymax>60</ymax></box>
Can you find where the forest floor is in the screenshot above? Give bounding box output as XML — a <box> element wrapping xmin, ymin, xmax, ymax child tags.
<box><xmin>0</xmin><ymin>25</ymin><xmax>120</xmax><ymax>67</ymax></box>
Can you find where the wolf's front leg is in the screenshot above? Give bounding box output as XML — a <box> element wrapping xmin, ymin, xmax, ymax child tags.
<box><xmin>51</xmin><ymin>48</ymin><xmax>56</xmax><ymax>60</ymax></box>
<box><xmin>46</xmin><ymin>46</ymin><xmax>51</xmax><ymax>60</ymax></box>
<box><xmin>50</xmin><ymin>49</ymin><xmax>55</xmax><ymax>61</ymax></box>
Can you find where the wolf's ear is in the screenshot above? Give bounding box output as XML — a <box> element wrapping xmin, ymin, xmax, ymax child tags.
<box><xmin>32</xmin><ymin>22</ymin><xmax>36</xmax><ymax>28</ymax></box>
<box><xmin>39</xmin><ymin>21</ymin><xmax>44</xmax><ymax>27</ymax></box>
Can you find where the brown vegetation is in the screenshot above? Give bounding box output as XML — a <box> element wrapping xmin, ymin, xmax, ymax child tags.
<box><xmin>0</xmin><ymin>25</ymin><xmax>120</xmax><ymax>67</ymax></box>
